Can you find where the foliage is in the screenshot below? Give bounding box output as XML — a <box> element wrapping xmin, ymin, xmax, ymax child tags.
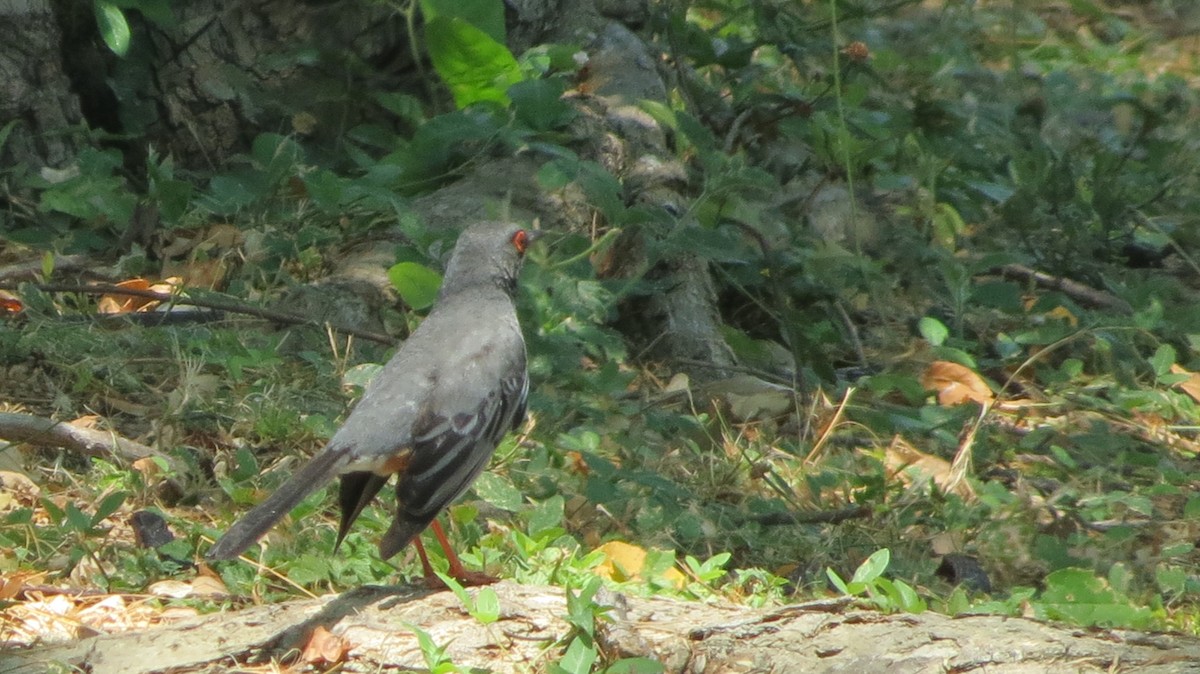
<box><xmin>3</xmin><ymin>0</ymin><xmax>1200</xmax><ymax>664</ymax></box>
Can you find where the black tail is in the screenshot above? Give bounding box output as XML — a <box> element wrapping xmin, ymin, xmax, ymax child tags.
<box><xmin>334</xmin><ymin>471</ymin><xmax>389</xmax><ymax>551</ymax></box>
<box><xmin>378</xmin><ymin>512</ymin><xmax>431</xmax><ymax>559</ymax></box>
<box><xmin>206</xmin><ymin>448</ymin><xmax>348</xmax><ymax>561</ymax></box>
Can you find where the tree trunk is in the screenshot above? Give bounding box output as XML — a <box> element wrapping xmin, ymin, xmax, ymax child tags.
<box><xmin>0</xmin><ymin>0</ymin><xmax>85</xmax><ymax>172</ymax></box>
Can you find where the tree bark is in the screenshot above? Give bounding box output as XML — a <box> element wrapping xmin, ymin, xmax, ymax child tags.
<box><xmin>0</xmin><ymin>0</ymin><xmax>85</xmax><ymax>172</ymax></box>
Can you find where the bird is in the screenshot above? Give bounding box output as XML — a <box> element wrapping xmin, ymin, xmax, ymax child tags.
<box><xmin>206</xmin><ymin>221</ymin><xmax>538</xmax><ymax>585</ymax></box>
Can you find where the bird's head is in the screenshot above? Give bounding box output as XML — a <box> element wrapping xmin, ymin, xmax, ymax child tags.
<box><xmin>439</xmin><ymin>221</ymin><xmax>541</xmax><ymax>298</ymax></box>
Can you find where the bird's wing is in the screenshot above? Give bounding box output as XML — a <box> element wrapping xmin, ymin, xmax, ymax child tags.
<box><xmin>399</xmin><ymin>362</ymin><xmax>527</xmax><ymax>519</ymax></box>
<box><xmin>376</xmin><ymin>364</ymin><xmax>526</xmax><ymax>558</ymax></box>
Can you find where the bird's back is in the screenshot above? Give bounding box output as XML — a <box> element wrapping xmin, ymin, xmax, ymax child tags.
<box><xmin>334</xmin><ymin>284</ymin><xmax>525</xmax><ymax>476</ymax></box>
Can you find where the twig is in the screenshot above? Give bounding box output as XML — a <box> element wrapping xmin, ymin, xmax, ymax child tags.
<box><xmin>745</xmin><ymin>504</ymin><xmax>870</xmax><ymax>527</ymax></box>
<box><xmin>0</xmin><ymin>282</ymin><xmax>397</xmax><ymax>345</ymax></box>
<box><xmin>0</xmin><ymin>256</ymin><xmax>101</xmax><ymax>283</ymax></box>
<box><xmin>990</xmin><ymin>264</ymin><xmax>1133</xmax><ymax>314</ymax></box>
<box><xmin>804</xmin><ymin>386</ymin><xmax>854</xmax><ymax>465</ymax></box>
<box><xmin>0</xmin><ymin>412</ymin><xmax>179</xmax><ymax>471</ymax></box>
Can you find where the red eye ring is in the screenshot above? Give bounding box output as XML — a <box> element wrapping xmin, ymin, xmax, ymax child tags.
<box><xmin>511</xmin><ymin>230</ymin><xmax>529</xmax><ymax>254</ymax></box>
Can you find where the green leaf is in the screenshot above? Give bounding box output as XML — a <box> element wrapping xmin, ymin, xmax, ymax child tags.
<box><xmin>388</xmin><ymin>261</ymin><xmax>443</xmax><ymax>311</ymax></box>
<box><xmin>554</xmin><ymin>638</ymin><xmax>598</xmax><ymax>674</ymax></box>
<box><xmin>286</xmin><ymin>554</ymin><xmax>332</xmax><ymax>585</ymax></box>
<box><xmin>472</xmin><ymin>586</ymin><xmax>500</xmax><ymax>624</ymax></box>
<box><xmin>472</xmin><ymin>472</ymin><xmax>524</xmax><ymax>512</ymax></box>
<box><xmin>510</xmin><ymin>79</ymin><xmax>573</xmax><ymax>131</ymax></box>
<box><xmin>342</xmin><ymin>363</ymin><xmax>383</xmax><ymax>391</ymax></box>
<box><xmin>95</xmin><ymin>2</ymin><xmax>131</xmax><ymax>56</ymax></box>
<box><xmin>825</xmin><ymin>567</ymin><xmax>850</xmax><ymax>595</ymax></box>
<box><xmin>124</xmin><ymin>0</ymin><xmax>175</xmax><ymax>28</ymax></box>
<box><xmin>407</xmin><ymin>623</ymin><xmax>453</xmax><ymax>671</ymax></box>
<box><xmin>851</xmin><ymin>548</ymin><xmax>890</xmax><ymax>585</ymax></box>
<box><xmin>425</xmin><ymin>16</ymin><xmax>523</xmax><ymax>108</ymax></box>
<box><xmin>1184</xmin><ymin>496</ymin><xmax>1200</xmax><ymax>520</ymax></box>
<box><xmin>40</xmin><ymin>498</ymin><xmax>65</xmax><ymax>525</ymax></box>
<box><xmin>1150</xmin><ymin>344</ymin><xmax>1175</xmax><ymax>377</ymax></box>
<box><xmin>66</xmin><ymin>503</ymin><xmax>93</xmax><ymax>533</ymax></box>
<box><xmin>527</xmin><ymin>494</ymin><xmax>564</xmax><ymax>538</ymax></box>
<box><xmin>421</xmin><ymin>0</ymin><xmax>507</xmax><ymax>44</ymax></box>
<box><xmin>0</xmin><ymin>119</ymin><xmax>19</xmax><ymax>154</ymax></box>
<box><xmin>918</xmin><ymin>317</ymin><xmax>949</xmax><ymax>346</ymax></box>
<box><xmin>889</xmin><ymin>578</ymin><xmax>926</xmax><ymax>613</ymax></box>
<box><xmin>92</xmin><ymin>491</ymin><xmax>128</xmax><ymax>526</ymax></box>
<box><xmin>435</xmin><ymin>571</ymin><xmax>471</xmax><ymax>606</ymax></box>
<box><xmin>1037</xmin><ymin>568</ymin><xmax>1152</xmax><ymax>628</ymax></box>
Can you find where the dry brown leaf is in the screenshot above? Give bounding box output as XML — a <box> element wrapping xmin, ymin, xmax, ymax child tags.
<box><xmin>0</xmin><ymin>470</ymin><xmax>41</xmax><ymax>509</ymax></box>
<box><xmin>1170</xmin><ymin>364</ymin><xmax>1200</xmax><ymax>404</ymax></box>
<box><xmin>69</xmin><ymin>414</ymin><xmax>101</xmax><ymax>429</ymax></box>
<box><xmin>0</xmin><ymin>289</ymin><xmax>24</xmax><ymax>315</ymax></box>
<box><xmin>921</xmin><ymin>361</ymin><xmax>994</xmax><ymax>406</ymax></box>
<box><xmin>884</xmin><ymin>435</ymin><xmax>975</xmax><ymax>500</ymax></box>
<box><xmin>190</xmin><ymin>573</ymin><xmax>229</xmax><ymax>598</ymax></box>
<box><xmin>97</xmin><ymin>277</ymin><xmax>184</xmax><ymax>314</ymax></box>
<box><xmin>202</xmin><ymin>224</ymin><xmax>243</xmax><ymax>249</ymax></box>
<box><xmin>5</xmin><ymin>593</ymin><xmax>81</xmax><ymax>643</ymax></box>
<box><xmin>1043</xmin><ymin>305</ymin><xmax>1078</xmax><ymax>326</ymax></box>
<box><xmin>593</xmin><ymin>541</ymin><xmax>686</xmax><ymax>589</ymax></box>
<box><xmin>0</xmin><ymin>571</ymin><xmax>46</xmax><ymax>600</ymax></box>
<box><xmin>301</xmin><ymin>625</ymin><xmax>350</xmax><ymax>665</ymax></box>
<box><xmin>172</xmin><ymin>257</ymin><xmax>227</xmax><ymax>289</ymax></box>
<box><xmin>76</xmin><ymin>595</ymin><xmax>130</xmax><ymax>634</ymax></box>
<box><xmin>148</xmin><ymin>580</ymin><xmax>193</xmax><ymax>599</ymax></box>
<box><xmin>929</xmin><ymin>531</ymin><xmax>966</xmax><ymax>556</ymax></box>
<box><xmin>98</xmin><ymin>278</ymin><xmax>153</xmax><ymax>314</ymax></box>
<box><xmin>131</xmin><ymin>457</ymin><xmax>161</xmax><ymax>480</ymax></box>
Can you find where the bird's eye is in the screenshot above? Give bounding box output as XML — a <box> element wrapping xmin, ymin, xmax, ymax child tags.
<box><xmin>511</xmin><ymin>230</ymin><xmax>529</xmax><ymax>254</ymax></box>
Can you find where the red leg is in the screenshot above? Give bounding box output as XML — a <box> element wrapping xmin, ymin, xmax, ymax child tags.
<box><xmin>419</xmin><ymin>519</ymin><xmax>497</xmax><ymax>588</ymax></box>
<box><xmin>413</xmin><ymin>536</ymin><xmax>436</xmax><ymax>578</ymax></box>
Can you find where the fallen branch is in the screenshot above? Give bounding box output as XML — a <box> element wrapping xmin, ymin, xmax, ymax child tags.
<box><xmin>991</xmin><ymin>264</ymin><xmax>1133</xmax><ymax>314</ymax></box>
<box><xmin>0</xmin><ymin>412</ymin><xmax>176</xmax><ymax>470</ymax></box>
<box><xmin>0</xmin><ymin>282</ymin><xmax>396</xmax><ymax>345</ymax></box>
<box><xmin>0</xmin><ymin>255</ymin><xmax>100</xmax><ymax>283</ymax></box>
<box><xmin>746</xmin><ymin>504</ymin><xmax>871</xmax><ymax>527</ymax></box>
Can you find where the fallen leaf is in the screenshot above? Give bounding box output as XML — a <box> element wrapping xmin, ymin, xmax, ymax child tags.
<box><xmin>0</xmin><ymin>290</ymin><xmax>24</xmax><ymax>315</ymax></box>
<box><xmin>190</xmin><ymin>573</ymin><xmax>229</xmax><ymax>598</ymax></box>
<box><xmin>0</xmin><ymin>571</ymin><xmax>46</xmax><ymax>600</ymax></box>
<box><xmin>148</xmin><ymin>580</ymin><xmax>193</xmax><ymax>598</ymax></box>
<box><xmin>0</xmin><ymin>470</ymin><xmax>41</xmax><ymax>508</ymax></box>
<box><xmin>593</xmin><ymin>541</ymin><xmax>686</xmax><ymax>589</ymax></box>
<box><xmin>921</xmin><ymin>361</ymin><xmax>993</xmax><ymax>406</ymax></box>
<box><xmin>1170</xmin><ymin>364</ymin><xmax>1200</xmax><ymax>404</ymax></box>
<box><xmin>131</xmin><ymin>457</ymin><xmax>162</xmax><ymax>480</ymax></box>
<box><xmin>301</xmin><ymin>625</ymin><xmax>350</xmax><ymax>665</ymax></box>
<box><xmin>704</xmin><ymin>375</ymin><xmax>795</xmax><ymax>420</ymax></box>
<box><xmin>98</xmin><ymin>278</ymin><xmax>153</xmax><ymax>314</ymax></box>
<box><xmin>884</xmin><ymin>435</ymin><xmax>975</xmax><ymax>500</ymax></box>
<box><xmin>97</xmin><ymin>277</ymin><xmax>185</xmax><ymax>314</ymax></box>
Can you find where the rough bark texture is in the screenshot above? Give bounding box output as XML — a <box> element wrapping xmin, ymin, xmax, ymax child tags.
<box><xmin>3</xmin><ymin>581</ymin><xmax>1197</xmax><ymax>673</ymax></box>
<box><xmin>0</xmin><ymin>0</ymin><xmax>739</xmax><ymax>379</ymax></box>
<box><xmin>583</xmin><ymin>22</ymin><xmax>736</xmax><ymax>378</ymax></box>
<box><xmin>134</xmin><ymin>0</ymin><xmax>408</xmax><ymax>167</ymax></box>
<box><xmin>0</xmin><ymin>0</ymin><xmax>85</xmax><ymax>171</ymax></box>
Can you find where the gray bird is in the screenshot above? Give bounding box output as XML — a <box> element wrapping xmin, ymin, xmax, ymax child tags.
<box><xmin>207</xmin><ymin>221</ymin><xmax>537</xmax><ymax>581</ymax></box>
